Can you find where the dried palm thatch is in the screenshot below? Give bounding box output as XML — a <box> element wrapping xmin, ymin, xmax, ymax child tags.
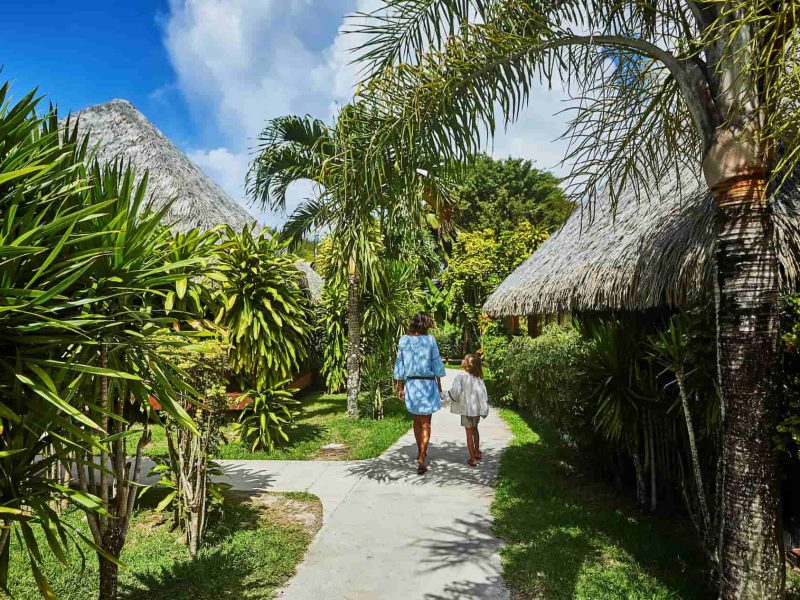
<box><xmin>295</xmin><ymin>261</ymin><xmax>324</xmax><ymax>302</ymax></box>
<box><xmin>68</xmin><ymin>99</ymin><xmax>254</xmax><ymax>232</ymax></box>
<box><xmin>484</xmin><ymin>170</ymin><xmax>800</xmax><ymax>316</ymax></box>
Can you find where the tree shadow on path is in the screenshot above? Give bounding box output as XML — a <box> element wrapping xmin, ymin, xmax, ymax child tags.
<box><xmin>346</xmin><ymin>439</ymin><xmax>501</xmax><ymax>490</ymax></box>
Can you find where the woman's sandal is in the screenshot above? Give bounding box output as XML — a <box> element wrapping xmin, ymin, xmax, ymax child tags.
<box><xmin>467</xmin><ymin>459</ymin><xmax>478</xmax><ymax>467</ymax></box>
<box><xmin>417</xmin><ymin>462</ymin><xmax>428</xmax><ymax>475</ymax></box>
<box><xmin>476</xmin><ymin>452</ymin><xmax>483</xmax><ymax>460</ymax></box>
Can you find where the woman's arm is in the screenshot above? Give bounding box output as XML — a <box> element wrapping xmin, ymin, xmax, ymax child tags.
<box><xmin>393</xmin><ymin>338</ymin><xmax>406</xmax><ymax>400</ymax></box>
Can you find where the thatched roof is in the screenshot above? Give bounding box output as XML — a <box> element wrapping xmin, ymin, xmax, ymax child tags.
<box><xmin>295</xmin><ymin>261</ymin><xmax>324</xmax><ymax>302</ymax></box>
<box><xmin>69</xmin><ymin>99</ymin><xmax>254</xmax><ymax>232</ymax></box>
<box><xmin>484</xmin><ymin>171</ymin><xmax>800</xmax><ymax>316</ymax></box>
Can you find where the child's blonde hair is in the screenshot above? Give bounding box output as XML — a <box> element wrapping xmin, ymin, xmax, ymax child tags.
<box><xmin>461</xmin><ymin>354</ymin><xmax>484</xmax><ymax>379</ymax></box>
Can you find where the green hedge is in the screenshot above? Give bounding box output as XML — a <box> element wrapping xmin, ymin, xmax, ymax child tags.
<box><xmin>481</xmin><ymin>326</ymin><xmax>595</xmax><ymax>441</ymax></box>
<box><xmin>432</xmin><ymin>322</ymin><xmax>463</xmax><ymax>359</ymax></box>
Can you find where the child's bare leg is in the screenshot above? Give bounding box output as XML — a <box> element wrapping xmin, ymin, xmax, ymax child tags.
<box><xmin>474</xmin><ymin>426</ymin><xmax>481</xmax><ymax>459</ymax></box>
<box><xmin>465</xmin><ymin>427</ymin><xmax>478</xmax><ymax>464</ymax></box>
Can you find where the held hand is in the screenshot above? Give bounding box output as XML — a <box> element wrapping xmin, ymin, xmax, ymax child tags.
<box><xmin>398</xmin><ymin>388</ymin><xmax>405</xmax><ymax>401</ymax></box>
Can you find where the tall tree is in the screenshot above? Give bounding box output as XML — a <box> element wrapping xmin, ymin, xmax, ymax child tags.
<box><xmin>248</xmin><ymin>106</ymin><xmax>453</xmax><ymax>418</ymax></box>
<box><xmin>455</xmin><ymin>154</ymin><xmax>573</xmax><ymax>233</ymax></box>
<box><xmin>353</xmin><ymin>1</ymin><xmax>800</xmax><ymax>596</ymax></box>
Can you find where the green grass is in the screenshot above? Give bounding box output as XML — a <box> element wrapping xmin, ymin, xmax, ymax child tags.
<box><xmin>144</xmin><ymin>392</ymin><xmax>412</xmax><ymax>461</ymax></box>
<box><xmin>493</xmin><ymin>408</ymin><xmax>713</xmax><ymax>599</ymax></box>
<box><xmin>5</xmin><ymin>491</ymin><xmax>320</xmax><ymax>600</ymax></box>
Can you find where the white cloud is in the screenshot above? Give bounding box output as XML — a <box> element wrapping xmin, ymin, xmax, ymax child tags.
<box><xmin>163</xmin><ymin>0</ymin><xmax>574</xmax><ymax>224</ymax></box>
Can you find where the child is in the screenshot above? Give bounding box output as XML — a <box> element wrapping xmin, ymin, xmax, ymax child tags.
<box><xmin>448</xmin><ymin>354</ymin><xmax>489</xmax><ymax>467</ymax></box>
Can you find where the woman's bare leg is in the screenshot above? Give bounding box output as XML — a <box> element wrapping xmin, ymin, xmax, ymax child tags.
<box><xmin>412</xmin><ymin>417</ymin><xmax>422</xmax><ymax>460</ymax></box>
<box><xmin>474</xmin><ymin>427</ymin><xmax>481</xmax><ymax>459</ymax></box>
<box><xmin>419</xmin><ymin>415</ymin><xmax>432</xmax><ymax>464</ymax></box>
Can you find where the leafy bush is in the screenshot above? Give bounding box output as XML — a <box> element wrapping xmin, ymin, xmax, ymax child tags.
<box><xmin>432</xmin><ymin>322</ymin><xmax>462</xmax><ymax>359</ymax></box>
<box><xmin>361</xmin><ymin>338</ymin><xmax>395</xmax><ymax>420</ymax></box>
<box><xmin>479</xmin><ymin>334</ymin><xmax>522</xmax><ymax>405</ymax></box>
<box><xmin>238</xmin><ymin>382</ymin><xmax>300</xmax><ymax>452</ymax></box>
<box><xmin>150</xmin><ymin>338</ymin><xmax>232</xmax><ymax>555</ymax></box>
<box><xmin>504</xmin><ymin>325</ymin><xmax>595</xmax><ymax>442</ymax></box>
<box><xmin>216</xmin><ymin>226</ymin><xmax>314</xmax><ymax>391</ymax></box>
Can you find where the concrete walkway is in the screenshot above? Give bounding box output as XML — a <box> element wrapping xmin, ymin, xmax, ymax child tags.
<box><xmin>217</xmin><ymin>369</ymin><xmax>513</xmax><ymax>600</ymax></box>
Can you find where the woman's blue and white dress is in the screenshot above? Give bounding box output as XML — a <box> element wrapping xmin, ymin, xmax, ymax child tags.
<box><xmin>393</xmin><ymin>334</ymin><xmax>446</xmax><ymax>415</ymax></box>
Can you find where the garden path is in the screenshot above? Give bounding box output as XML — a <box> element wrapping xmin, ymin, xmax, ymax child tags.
<box><xmin>216</xmin><ymin>368</ymin><xmax>513</xmax><ymax>600</ymax></box>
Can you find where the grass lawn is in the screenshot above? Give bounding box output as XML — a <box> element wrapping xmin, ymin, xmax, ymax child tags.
<box><xmin>5</xmin><ymin>491</ymin><xmax>321</xmax><ymax>600</ymax></box>
<box><xmin>144</xmin><ymin>392</ymin><xmax>412</xmax><ymax>461</ymax></box>
<box><xmin>493</xmin><ymin>408</ymin><xmax>714</xmax><ymax>599</ymax></box>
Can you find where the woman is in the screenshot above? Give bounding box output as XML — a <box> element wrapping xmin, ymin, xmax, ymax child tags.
<box><xmin>394</xmin><ymin>312</ymin><xmax>446</xmax><ymax>474</ymax></box>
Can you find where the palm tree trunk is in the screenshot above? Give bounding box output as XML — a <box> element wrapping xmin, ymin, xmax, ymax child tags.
<box><xmin>345</xmin><ymin>273</ymin><xmax>362</xmax><ymax>419</ymax></box>
<box><xmin>714</xmin><ymin>175</ymin><xmax>784</xmax><ymax>599</ymax></box>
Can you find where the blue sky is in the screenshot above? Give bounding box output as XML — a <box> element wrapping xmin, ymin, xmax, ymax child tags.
<box><xmin>2</xmin><ymin>0</ymin><xmax>570</xmax><ymax>225</ymax></box>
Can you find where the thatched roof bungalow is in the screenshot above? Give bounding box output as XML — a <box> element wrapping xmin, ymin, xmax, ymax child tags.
<box><xmin>484</xmin><ymin>171</ymin><xmax>800</xmax><ymax>318</ymax></box>
<box><xmin>70</xmin><ymin>99</ymin><xmax>254</xmax><ymax>232</ymax></box>
<box><xmin>69</xmin><ymin>99</ymin><xmax>324</xmax><ymax>302</ymax></box>
<box><xmin>295</xmin><ymin>260</ymin><xmax>324</xmax><ymax>302</ymax></box>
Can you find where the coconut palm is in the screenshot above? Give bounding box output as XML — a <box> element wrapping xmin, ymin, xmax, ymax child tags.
<box><xmin>353</xmin><ymin>2</ymin><xmax>800</xmax><ymax>595</ymax></box>
<box><xmin>248</xmin><ymin>105</ymin><xmax>453</xmax><ymax>418</ymax></box>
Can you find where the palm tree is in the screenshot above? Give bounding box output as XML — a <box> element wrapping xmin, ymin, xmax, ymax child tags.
<box><xmin>249</xmin><ymin>105</ymin><xmax>452</xmax><ymax>418</ymax></box>
<box><xmin>352</xmin><ymin>2</ymin><xmax>800</xmax><ymax>596</ymax></box>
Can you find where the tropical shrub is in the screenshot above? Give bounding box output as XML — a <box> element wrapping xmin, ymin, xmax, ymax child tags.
<box><xmin>149</xmin><ymin>337</ymin><xmax>231</xmax><ymax>556</ymax></box>
<box><xmin>238</xmin><ymin>382</ymin><xmax>300</xmax><ymax>452</ymax></box>
<box><xmin>215</xmin><ymin>225</ymin><xmax>314</xmax><ymax>391</ymax></box>
<box><xmin>69</xmin><ymin>161</ymin><xmax>217</xmax><ymax>600</ymax></box>
<box><xmin>318</xmin><ymin>233</ymin><xmax>422</xmax><ymax>397</ymax></box>
<box><xmin>361</xmin><ymin>338</ymin><xmax>395</xmax><ymax>420</ymax></box>
<box><xmin>779</xmin><ymin>296</ymin><xmax>800</xmax><ymax>455</ymax></box>
<box><xmin>0</xmin><ymin>86</ymin><xmax>116</xmax><ymax>596</ymax></box>
<box><xmin>442</xmin><ymin>221</ymin><xmax>547</xmax><ymax>351</ymax></box>
<box><xmin>320</xmin><ymin>283</ymin><xmax>348</xmax><ymax>392</ymax></box>
<box><xmin>505</xmin><ymin>325</ymin><xmax>595</xmax><ymax>443</ymax></box>
<box><xmin>478</xmin><ymin>334</ymin><xmax>519</xmax><ymax>405</ymax></box>
<box><xmin>432</xmin><ymin>322</ymin><xmax>462</xmax><ymax>360</ymax></box>
<box><xmin>420</xmin><ymin>277</ymin><xmax>454</xmax><ymax>325</ymax></box>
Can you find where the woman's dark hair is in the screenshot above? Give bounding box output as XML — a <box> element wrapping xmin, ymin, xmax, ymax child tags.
<box><xmin>408</xmin><ymin>312</ymin><xmax>435</xmax><ymax>335</ymax></box>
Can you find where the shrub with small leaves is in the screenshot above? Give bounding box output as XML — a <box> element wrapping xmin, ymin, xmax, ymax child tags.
<box><xmin>432</xmin><ymin>322</ymin><xmax>462</xmax><ymax>360</ymax></box>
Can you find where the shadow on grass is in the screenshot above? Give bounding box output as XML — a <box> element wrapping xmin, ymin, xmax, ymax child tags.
<box><xmin>122</xmin><ymin>548</ymin><xmax>259</xmax><ymax>600</ymax></box>
<box><xmin>122</xmin><ymin>500</ymin><xmax>263</xmax><ymax>599</ymax></box>
<box><xmin>123</xmin><ymin>492</ymin><xmax>310</xmax><ymax>600</ymax></box>
<box><xmin>495</xmin><ymin>410</ymin><xmax>712</xmax><ymax>600</ymax></box>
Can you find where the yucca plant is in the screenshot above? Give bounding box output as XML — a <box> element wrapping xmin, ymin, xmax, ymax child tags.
<box><xmin>68</xmin><ymin>160</ymin><xmax>217</xmax><ymax>600</ymax></box>
<box><xmin>0</xmin><ymin>85</ymin><xmax>131</xmax><ymax>597</ymax></box>
<box><xmin>650</xmin><ymin>311</ymin><xmax>720</xmax><ymax>563</ymax></box>
<box><xmin>581</xmin><ymin>318</ymin><xmax>672</xmax><ymax>512</ymax></box>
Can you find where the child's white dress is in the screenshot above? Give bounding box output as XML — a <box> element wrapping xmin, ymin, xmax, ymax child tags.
<box><xmin>447</xmin><ymin>372</ymin><xmax>489</xmax><ymax>427</ymax></box>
